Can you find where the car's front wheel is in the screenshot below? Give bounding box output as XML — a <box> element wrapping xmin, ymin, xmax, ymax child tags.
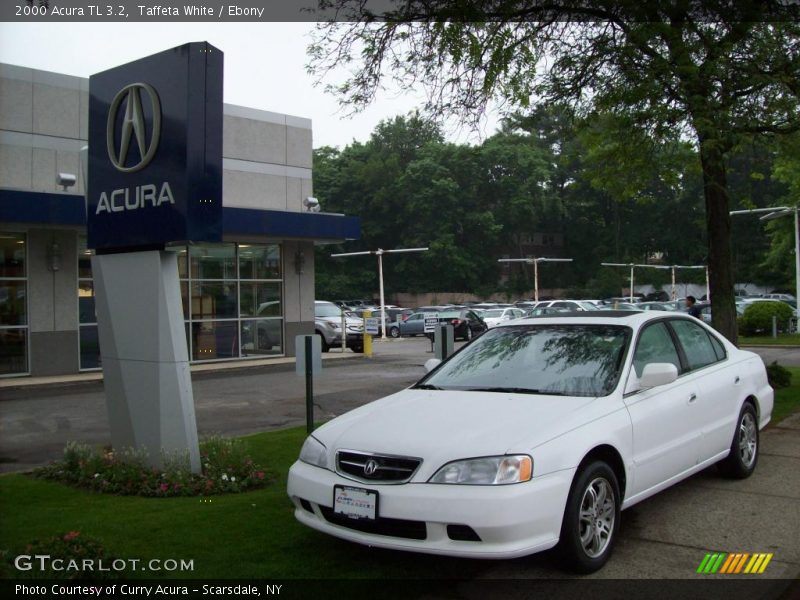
<box><xmin>558</xmin><ymin>461</ymin><xmax>620</xmax><ymax>573</ymax></box>
<box><xmin>390</xmin><ymin>326</ymin><xmax>400</xmax><ymax>338</ymax></box>
<box><xmin>718</xmin><ymin>402</ymin><xmax>759</xmax><ymax>479</ymax></box>
<box><xmin>316</xmin><ymin>332</ymin><xmax>329</xmax><ymax>353</ymax></box>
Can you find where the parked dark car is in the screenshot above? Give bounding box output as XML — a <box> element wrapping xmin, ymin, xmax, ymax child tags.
<box><xmin>424</xmin><ymin>309</ymin><xmax>488</xmax><ymax>341</ymax></box>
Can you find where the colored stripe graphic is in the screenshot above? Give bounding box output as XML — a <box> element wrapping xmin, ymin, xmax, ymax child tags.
<box><xmin>698</xmin><ymin>552</ymin><xmax>773</xmax><ymax>574</ymax></box>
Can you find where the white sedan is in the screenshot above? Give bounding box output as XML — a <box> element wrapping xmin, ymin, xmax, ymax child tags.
<box><xmin>481</xmin><ymin>307</ymin><xmax>526</xmax><ymax>328</ymax></box>
<box><xmin>287</xmin><ymin>311</ymin><xmax>773</xmax><ymax>572</ymax></box>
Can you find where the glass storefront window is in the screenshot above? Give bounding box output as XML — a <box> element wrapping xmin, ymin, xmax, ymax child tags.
<box><xmin>0</xmin><ymin>328</ymin><xmax>27</xmax><ymax>375</ymax></box>
<box><xmin>239</xmin><ymin>244</ymin><xmax>281</xmax><ymax>280</ymax></box>
<box><xmin>177</xmin><ymin>242</ymin><xmax>284</xmax><ymax>363</ymax></box>
<box><xmin>191</xmin><ymin>320</ymin><xmax>239</xmax><ymax>360</ymax></box>
<box><xmin>79</xmin><ymin>326</ymin><xmax>101</xmax><ymax>369</ymax></box>
<box><xmin>0</xmin><ymin>233</ymin><xmax>26</xmax><ymax>278</ymax></box>
<box><xmin>0</xmin><ymin>232</ymin><xmax>27</xmax><ymax>376</ymax></box>
<box><xmin>0</xmin><ymin>281</ymin><xmax>26</xmax><ymax>326</ymax></box>
<box><xmin>190</xmin><ymin>282</ymin><xmax>238</xmax><ymax>320</ymax></box>
<box><xmin>78</xmin><ymin>236</ymin><xmax>100</xmax><ymax>371</ymax></box>
<box><xmin>78</xmin><ymin>281</ymin><xmax>95</xmax><ymax>324</ymax></box>
<box><xmin>78</xmin><ymin>240</ymin><xmax>93</xmax><ymax>279</ymax></box>
<box><xmin>239</xmin><ymin>282</ymin><xmax>281</xmax><ymax>317</ymax></box>
<box><xmin>190</xmin><ymin>243</ymin><xmax>236</xmax><ymax>280</ymax></box>
<box><xmin>241</xmin><ymin>319</ymin><xmax>283</xmax><ymax>356</ymax></box>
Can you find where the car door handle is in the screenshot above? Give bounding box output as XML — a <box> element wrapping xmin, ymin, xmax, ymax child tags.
<box><xmin>688</xmin><ymin>393</ymin><xmax>697</xmax><ymax>404</ymax></box>
<box><xmin>734</xmin><ymin>376</ymin><xmax>740</xmax><ymax>384</ymax></box>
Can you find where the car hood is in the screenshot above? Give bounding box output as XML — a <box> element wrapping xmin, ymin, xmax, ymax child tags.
<box><xmin>313</xmin><ymin>388</ymin><xmax>597</xmax><ymax>480</ymax></box>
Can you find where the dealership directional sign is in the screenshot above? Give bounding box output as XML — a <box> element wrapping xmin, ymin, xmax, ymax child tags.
<box><xmin>87</xmin><ymin>42</ymin><xmax>223</xmax><ymax>251</ymax></box>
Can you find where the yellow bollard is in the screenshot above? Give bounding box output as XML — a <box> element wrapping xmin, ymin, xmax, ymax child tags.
<box><xmin>363</xmin><ymin>310</ymin><xmax>373</xmax><ymax>357</ymax></box>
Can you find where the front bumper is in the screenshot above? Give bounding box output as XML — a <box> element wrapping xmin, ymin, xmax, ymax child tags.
<box><xmin>287</xmin><ymin>460</ymin><xmax>573</xmax><ymax>559</ymax></box>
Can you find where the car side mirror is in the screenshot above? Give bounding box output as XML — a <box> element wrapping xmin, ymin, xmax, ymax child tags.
<box><xmin>640</xmin><ymin>363</ymin><xmax>679</xmax><ymax>388</ymax></box>
<box><xmin>424</xmin><ymin>358</ymin><xmax>441</xmax><ymax>373</ymax></box>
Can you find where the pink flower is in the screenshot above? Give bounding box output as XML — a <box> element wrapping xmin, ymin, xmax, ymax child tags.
<box><xmin>63</xmin><ymin>531</ymin><xmax>80</xmax><ymax>541</ymax></box>
<box><xmin>159</xmin><ymin>483</ymin><xmax>169</xmax><ymax>492</ymax></box>
<box><xmin>255</xmin><ymin>471</ymin><xmax>265</xmax><ymax>480</ymax></box>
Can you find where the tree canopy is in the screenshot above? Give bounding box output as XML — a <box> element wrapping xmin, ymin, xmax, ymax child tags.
<box><xmin>309</xmin><ymin>0</ymin><xmax>800</xmax><ymax>342</ymax></box>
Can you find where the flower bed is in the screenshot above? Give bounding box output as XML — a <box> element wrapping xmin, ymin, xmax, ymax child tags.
<box><xmin>32</xmin><ymin>436</ymin><xmax>270</xmax><ymax>497</ymax></box>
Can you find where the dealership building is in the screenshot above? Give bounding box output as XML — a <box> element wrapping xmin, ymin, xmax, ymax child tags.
<box><xmin>0</xmin><ymin>61</ymin><xmax>360</xmax><ymax>378</ymax></box>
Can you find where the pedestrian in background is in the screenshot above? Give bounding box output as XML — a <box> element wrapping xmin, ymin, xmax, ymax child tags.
<box><xmin>686</xmin><ymin>296</ymin><xmax>702</xmax><ymax>319</ymax></box>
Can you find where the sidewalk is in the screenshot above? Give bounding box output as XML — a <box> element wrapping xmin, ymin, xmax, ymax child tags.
<box><xmin>0</xmin><ymin>350</ymin><xmax>360</xmax><ymax>390</ymax></box>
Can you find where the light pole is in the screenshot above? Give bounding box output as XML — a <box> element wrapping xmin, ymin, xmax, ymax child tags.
<box><xmin>331</xmin><ymin>247</ymin><xmax>429</xmax><ymax>340</ymax></box>
<box><xmin>730</xmin><ymin>206</ymin><xmax>799</xmax><ymax>319</ymax></box>
<box><xmin>634</xmin><ymin>264</ymin><xmax>707</xmax><ymax>301</ymax></box>
<box><xmin>497</xmin><ymin>257</ymin><xmax>573</xmax><ymax>302</ymax></box>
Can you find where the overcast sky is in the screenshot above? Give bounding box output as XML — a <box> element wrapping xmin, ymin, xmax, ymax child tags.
<box><xmin>0</xmin><ymin>22</ymin><xmax>500</xmax><ymax>149</ymax></box>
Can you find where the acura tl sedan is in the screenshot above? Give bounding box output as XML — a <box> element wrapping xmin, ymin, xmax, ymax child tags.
<box><xmin>287</xmin><ymin>311</ymin><xmax>773</xmax><ymax>573</ymax></box>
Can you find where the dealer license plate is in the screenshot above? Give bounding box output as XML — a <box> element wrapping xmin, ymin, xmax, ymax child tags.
<box><xmin>333</xmin><ymin>485</ymin><xmax>378</xmax><ymax>520</ymax></box>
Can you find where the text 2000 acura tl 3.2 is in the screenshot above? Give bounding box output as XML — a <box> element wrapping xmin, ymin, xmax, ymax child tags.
<box><xmin>287</xmin><ymin>311</ymin><xmax>773</xmax><ymax>572</ymax></box>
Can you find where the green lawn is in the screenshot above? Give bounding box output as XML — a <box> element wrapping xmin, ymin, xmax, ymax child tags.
<box><xmin>772</xmin><ymin>367</ymin><xmax>800</xmax><ymax>423</ymax></box>
<box><xmin>0</xmin><ymin>428</ymin><xmax>502</xmax><ymax>580</ymax></box>
<box><xmin>740</xmin><ymin>333</ymin><xmax>800</xmax><ymax>346</ymax></box>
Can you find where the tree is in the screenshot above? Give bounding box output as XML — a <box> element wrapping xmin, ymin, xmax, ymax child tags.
<box><xmin>308</xmin><ymin>1</ymin><xmax>800</xmax><ymax>343</ymax></box>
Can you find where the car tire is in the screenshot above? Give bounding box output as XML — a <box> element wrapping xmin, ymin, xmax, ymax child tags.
<box><xmin>465</xmin><ymin>326</ymin><xmax>473</xmax><ymax>342</ymax></box>
<box><xmin>718</xmin><ymin>402</ymin><xmax>759</xmax><ymax>479</ymax></box>
<box><xmin>557</xmin><ymin>461</ymin><xmax>621</xmax><ymax>574</ymax></box>
<box><xmin>316</xmin><ymin>332</ymin><xmax>329</xmax><ymax>353</ymax></box>
<box><xmin>351</xmin><ymin>345</ymin><xmax>364</xmax><ymax>354</ymax></box>
<box><xmin>390</xmin><ymin>327</ymin><xmax>400</xmax><ymax>338</ymax></box>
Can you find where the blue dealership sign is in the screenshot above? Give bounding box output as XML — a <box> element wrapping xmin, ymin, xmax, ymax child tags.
<box><xmin>87</xmin><ymin>42</ymin><xmax>223</xmax><ymax>251</ymax></box>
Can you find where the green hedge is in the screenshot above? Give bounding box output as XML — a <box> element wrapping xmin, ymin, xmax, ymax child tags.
<box><xmin>738</xmin><ymin>301</ymin><xmax>794</xmax><ymax>336</ymax></box>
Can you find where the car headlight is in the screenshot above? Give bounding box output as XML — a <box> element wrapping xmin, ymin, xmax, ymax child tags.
<box><xmin>429</xmin><ymin>455</ymin><xmax>532</xmax><ymax>485</ymax></box>
<box><xmin>298</xmin><ymin>436</ymin><xmax>328</xmax><ymax>469</ymax></box>
<box><xmin>329</xmin><ymin>322</ymin><xmax>341</xmax><ymax>330</ymax></box>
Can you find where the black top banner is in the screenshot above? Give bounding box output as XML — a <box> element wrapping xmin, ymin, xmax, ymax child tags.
<box><xmin>4</xmin><ymin>0</ymin><xmax>800</xmax><ymax>22</ymax></box>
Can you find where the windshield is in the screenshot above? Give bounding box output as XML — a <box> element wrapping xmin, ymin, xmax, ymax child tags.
<box><xmin>483</xmin><ymin>309</ymin><xmax>504</xmax><ymax>317</ymax></box>
<box><xmin>315</xmin><ymin>304</ymin><xmax>343</xmax><ymax>318</ymax></box>
<box><xmin>418</xmin><ymin>324</ymin><xmax>630</xmax><ymax>397</ymax></box>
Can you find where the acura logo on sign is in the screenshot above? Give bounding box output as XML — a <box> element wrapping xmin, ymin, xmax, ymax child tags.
<box><xmin>106</xmin><ymin>82</ymin><xmax>161</xmax><ymax>172</ymax></box>
<box><xmin>363</xmin><ymin>459</ymin><xmax>379</xmax><ymax>476</ymax></box>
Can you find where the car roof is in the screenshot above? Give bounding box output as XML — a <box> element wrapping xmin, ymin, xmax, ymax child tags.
<box><xmin>497</xmin><ymin>310</ymin><xmax>704</xmax><ymax>328</ymax></box>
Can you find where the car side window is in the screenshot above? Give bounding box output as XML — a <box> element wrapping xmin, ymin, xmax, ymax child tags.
<box><xmin>670</xmin><ymin>319</ymin><xmax>719</xmax><ymax>371</ymax></box>
<box><xmin>708</xmin><ymin>332</ymin><xmax>727</xmax><ymax>361</ymax></box>
<box><xmin>633</xmin><ymin>322</ymin><xmax>682</xmax><ymax>378</ymax></box>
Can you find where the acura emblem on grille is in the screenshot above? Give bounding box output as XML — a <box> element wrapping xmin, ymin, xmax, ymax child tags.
<box><xmin>363</xmin><ymin>459</ymin><xmax>379</xmax><ymax>476</ymax></box>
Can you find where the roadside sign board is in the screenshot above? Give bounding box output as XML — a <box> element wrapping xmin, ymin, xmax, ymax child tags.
<box><xmin>424</xmin><ymin>313</ymin><xmax>438</xmax><ymax>333</ymax></box>
<box><xmin>295</xmin><ymin>335</ymin><xmax>322</xmax><ymax>376</ymax></box>
<box><xmin>365</xmin><ymin>317</ymin><xmax>379</xmax><ymax>335</ymax></box>
<box><xmin>88</xmin><ymin>42</ymin><xmax>223</xmax><ymax>251</ymax></box>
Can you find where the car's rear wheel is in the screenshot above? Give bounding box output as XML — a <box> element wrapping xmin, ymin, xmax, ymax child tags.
<box><xmin>465</xmin><ymin>326</ymin><xmax>473</xmax><ymax>341</ymax></box>
<box><xmin>558</xmin><ymin>461</ymin><xmax>620</xmax><ymax>573</ymax></box>
<box><xmin>390</xmin><ymin>326</ymin><xmax>400</xmax><ymax>338</ymax></box>
<box><xmin>718</xmin><ymin>402</ymin><xmax>759</xmax><ymax>479</ymax></box>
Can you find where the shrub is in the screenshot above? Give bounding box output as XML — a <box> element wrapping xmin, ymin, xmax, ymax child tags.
<box><xmin>767</xmin><ymin>361</ymin><xmax>792</xmax><ymax>390</ymax></box>
<box><xmin>32</xmin><ymin>436</ymin><xmax>270</xmax><ymax>497</ymax></box>
<box><xmin>738</xmin><ymin>301</ymin><xmax>794</xmax><ymax>336</ymax></box>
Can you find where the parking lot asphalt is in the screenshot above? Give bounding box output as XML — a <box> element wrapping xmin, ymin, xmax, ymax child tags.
<box><xmin>0</xmin><ymin>337</ymin><xmax>798</xmax><ymax>582</ymax></box>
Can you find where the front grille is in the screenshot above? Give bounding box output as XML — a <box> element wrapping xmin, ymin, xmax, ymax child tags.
<box><xmin>319</xmin><ymin>506</ymin><xmax>427</xmax><ymax>540</ymax></box>
<box><xmin>336</xmin><ymin>450</ymin><xmax>422</xmax><ymax>483</ymax></box>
